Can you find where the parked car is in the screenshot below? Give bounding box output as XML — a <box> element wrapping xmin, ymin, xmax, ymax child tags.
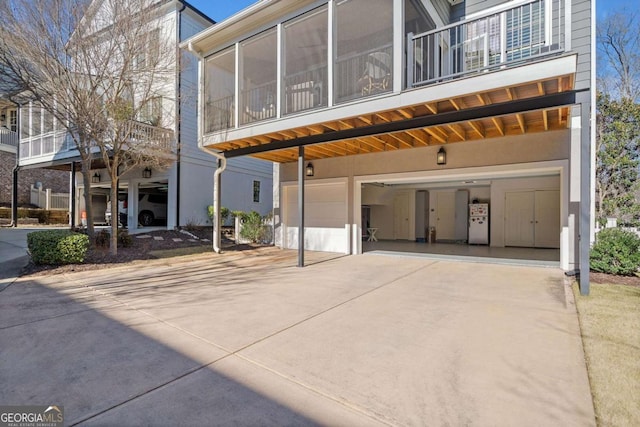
<box><xmin>138</xmin><ymin>192</ymin><xmax>168</xmax><ymax>226</ymax></box>
<box><xmin>105</xmin><ymin>192</ymin><xmax>167</xmax><ymax>227</ymax></box>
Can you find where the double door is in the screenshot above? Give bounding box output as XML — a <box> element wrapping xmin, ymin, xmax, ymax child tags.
<box><xmin>505</xmin><ymin>190</ymin><xmax>559</xmax><ymax>248</ymax></box>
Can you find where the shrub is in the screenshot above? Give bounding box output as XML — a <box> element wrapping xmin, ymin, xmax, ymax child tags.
<box><xmin>118</xmin><ymin>229</ymin><xmax>133</xmax><ymax>248</ymax></box>
<box><xmin>27</xmin><ymin>230</ymin><xmax>90</xmax><ymax>265</ymax></box>
<box><xmin>207</xmin><ymin>205</ymin><xmax>230</xmax><ymax>225</ymax></box>
<box><xmin>590</xmin><ymin>228</ymin><xmax>640</xmax><ymax>276</ymax></box>
<box><xmin>238</xmin><ymin>211</ymin><xmax>267</xmax><ymax>243</ymax></box>
<box><xmin>95</xmin><ymin>229</ymin><xmax>110</xmax><ymax>248</ymax></box>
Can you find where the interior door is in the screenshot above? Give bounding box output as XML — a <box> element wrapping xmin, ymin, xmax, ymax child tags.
<box><xmin>534</xmin><ymin>190</ymin><xmax>560</xmax><ymax>248</ymax></box>
<box><xmin>394</xmin><ymin>192</ymin><xmax>410</xmax><ymax>240</ymax></box>
<box><xmin>505</xmin><ymin>191</ymin><xmax>535</xmax><ymax>247</ymax></box>
<box><xmin>436</xmin><ymin>191</ymin><xmax>456</xmax><ymax>241</ymax></box>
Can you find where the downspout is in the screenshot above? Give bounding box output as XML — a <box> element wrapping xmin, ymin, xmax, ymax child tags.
<box><xmin>175</xmin><ymin>1</ymin><xmax>187</xmax><ymax>229</ymax></box>
<box><xmin>11</xmin><ymin>101</ymin><xmax>22</xmax><ymax>227</ymax></box>
<box><xmin>187</xmin><ymin>41</ymin><xmax>227</xmax><ymax>253</ymax></box>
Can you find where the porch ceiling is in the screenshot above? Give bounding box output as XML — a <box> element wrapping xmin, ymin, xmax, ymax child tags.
<box><xmin>206</xmin><ymin>75</ymin><xmax>575</xmax><ymax>163</ymax></box>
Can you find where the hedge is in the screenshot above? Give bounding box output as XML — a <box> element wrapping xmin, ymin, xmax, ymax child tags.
<box><xmin>27</xmin><ymin>230</ymin><xmax>90</xmax><ymax>265</ymax></box>
<box><xmin>590</xmin><ymin>228</ymin><xmax>640</xmax><ymax>276</ymax></box>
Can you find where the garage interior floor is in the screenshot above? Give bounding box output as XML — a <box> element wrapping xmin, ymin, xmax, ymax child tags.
<box><xmin>362</xmin><ymin>240</ymin><xmax>560</xmax><ymax>267</ymax></box>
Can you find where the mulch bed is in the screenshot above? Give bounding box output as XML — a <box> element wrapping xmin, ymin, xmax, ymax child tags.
<box><xmin>590</xmin><ymin>272</ymin><xmax>640</xmax><ymax>287</ymax></box>
<box><xmin>21</xmin><ymin>227</ymin><xmax>262</xmax><ymax>277</ymax></box>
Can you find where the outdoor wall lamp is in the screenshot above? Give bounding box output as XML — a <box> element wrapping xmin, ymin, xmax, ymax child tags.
<box><xmin>306</xmin><ymin>162</ymin><xmax>314</xmax><ymax>177</ymax></box>
<box><xmin>437</xmin><ymin>147</ymin><xmax>447</xmax><ymax>165</ymax></box>
<box><xmin>142</xmin><ymin>167</ymin><xmax>152</xmax><ymax>178</ymax></box>
<box><xmin>91</xmin><ymin>172</ymin><xmax>101</xmax><ymax>183</ymax></box>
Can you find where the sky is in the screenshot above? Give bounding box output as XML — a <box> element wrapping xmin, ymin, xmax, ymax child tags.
<box><xmin>189</xmin><ymin>0</ymin><xmax>632</xmax><ymax>25</ymax></box>
<box><xmin>187</xmin><ymin>0</ymin><xmax>256</xmax><ymax>23</ymax></box>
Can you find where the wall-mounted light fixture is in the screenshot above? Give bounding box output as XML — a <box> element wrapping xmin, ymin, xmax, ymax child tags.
<box><xmin>91</xmin><ymin>172</ymin><xmax>101</xmax><ymax>183</ymax></box>
<box><xmin>306</xmin><ymin>162</ymin><xmax>314</xmax><ymax>177</ymax></box>
<box><xmin>437</xmin><ymin>147</ymin><xmax>447</xmax><ymax>165</ymax></box>
<box><xmin>142</xmin><ymin>167</ymin><xmax>152</xmax><ymax>178</ymax></box>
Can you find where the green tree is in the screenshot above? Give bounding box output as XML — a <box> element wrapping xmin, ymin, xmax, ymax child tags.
<box><xmin>595</xmin><ymin>92</ymin><xmax>640</xmax><ymax>225</ymax></box>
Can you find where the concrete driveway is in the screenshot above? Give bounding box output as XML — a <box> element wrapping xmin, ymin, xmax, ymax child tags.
<box><xmin>0</xmin><ymin>249</ymin><xmax>595</xmax><ymax>426</ymax></box>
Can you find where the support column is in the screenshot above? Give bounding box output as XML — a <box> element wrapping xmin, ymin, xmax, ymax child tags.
<box><xmin>298</xmin><ymin>146</ymin><xmax>305</xmax><ymax>267</ymax></box>
<box><xmin>578</xmin><ymin>96</ymin><xmax>591</xmax><ymax>295</ymax></box>
<box><xmin>11</xmin><ymin>166</ymin><xmax>19</xmax><ymax>227</ymax></box>
<box><xmin>70</xmin><ymin>162</ymin><xmax>76</xmax><ymax>228</ymax></box>
<box><xmin>214</xmin><ymin>158</ymin><xmax>222</xmax><ymax>252</ymax></box>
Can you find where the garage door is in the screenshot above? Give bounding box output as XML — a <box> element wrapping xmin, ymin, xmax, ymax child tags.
<box><xmin>283</xmin><ymin>181</ymin><xmax>348</xmax><ymax>253</ymax></box>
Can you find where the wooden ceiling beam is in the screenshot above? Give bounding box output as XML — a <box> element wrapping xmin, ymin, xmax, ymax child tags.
<box><xmin>425</xmin><ymin>103</ymin><xmax>438</xmax><ymax>114</ymax></box>
<box><xmin>424</xmin><ymin>127</ymin><xmax>447</xmax><ymax>143</ymax></box>
<box><xmin>468</xmin><ymin>120</ymin><xmax>485</xmax><ymax>138</ymax></box>
<box><xmin>542</xmin><ymin>109</ymin><xmax>549</xmax><ymax>131</ymax></box>
<box><xmin>447</xmin><ymin>124</ymin><xmax>466</xmax><ymax>140</ymax></box>
<box><xmin>384</xmin><ymin>133</ymin><xmax>414</xmax><ymax>149</ymax></box>
<box><xmin>491</xmin><ymin>117</ymin><xmax>505</xmax><ymax>136</ymax></box>
<box><xmin>406</xmin><ymin>129</ymin><xmax>430</xmax><ymax>145</ymax></box>
<box><xmin>515</xmin><ymin>114</ymin><xmax>526</xmax><ymax>133</ymax></box>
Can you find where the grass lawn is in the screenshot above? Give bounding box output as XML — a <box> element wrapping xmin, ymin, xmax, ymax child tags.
<box><xmin>573</xmin><ymin>282</ymin><xmax>640</xmax><ymax>426</ymax></box>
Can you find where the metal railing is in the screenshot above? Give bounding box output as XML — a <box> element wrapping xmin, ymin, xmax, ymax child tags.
<box><xmin>206</xmin><ymin>95</ymin><xmax>235</xmax><ymax>134</ymax></box>
<box><xmin>0</xmin><ymin>127</ymin><xmax>18</xmax><ymax>148</ymax></box>
<box><xmin>240</xmin><ymin>81</ymin><xmax>277</xmax><ymax>125</ymax></box>
<box><xmin>284</xmin><ymin>66</ymin><xmax>327</xmax><ymax>115</ymax></box>
<box><xmin>126</xmin><ymin>120</ymin><xmax>175</xmax><ymax>152</ymax></box>
<box><xmin>409</xmin><ymin>0</ymin><xmax>564</xmax><ymax>87</ymax></box>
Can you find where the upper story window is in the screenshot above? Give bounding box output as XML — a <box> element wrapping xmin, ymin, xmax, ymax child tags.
<box><xmin>334</xmin><ymin>0</ymin><xmax>393</xmax><ymax>103</ymax></box>
<box><xmin>135</xmin><ymin>28</ymin><xmax>160</xmax><ymax>70</ymax></box>
<box><xmin>140</xmin><ymin>96</ymin><xmax>163</xmax><ymax>126</ymax></box>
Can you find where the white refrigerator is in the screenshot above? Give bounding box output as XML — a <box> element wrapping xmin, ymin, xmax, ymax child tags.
<box><xmin>468</xmin><ymin>203</ymin><xmax>489</xmax><ymax>245</ymax></box>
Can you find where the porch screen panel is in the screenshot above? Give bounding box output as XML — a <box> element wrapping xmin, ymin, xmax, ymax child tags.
<box><xmin>205</xmin><ymin>47</ymin><xmax>235</xmax><ymax>133</ymax></box>
<box><xmin>283</xmin><ymin>5</ymin><xmax>328</xmax><ymax>115</ymax></box>
<box><xmin>335</xmin><ymin>0</ymin><xmax>393</xmax><ymax>103</ymax></box>
<box><xmin>240</xmin><ymin>28</ymin><xmax>277</xmax><ymax>125</ymax></box>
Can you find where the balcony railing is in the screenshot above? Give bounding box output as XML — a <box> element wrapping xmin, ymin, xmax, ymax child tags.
<box><xmin>20</xmin><ymin>121</ymin><xmax>174</xmax><ymax>161</ymax></box>
<box><xmin>0</xmin><ymin>126</ymin><xmax>18</xmax><ymax>149</ymax></box>
<box><xmin>240</xmin><ymin>81</ymin><xmax>277</xmax><ymax>125</ymax></box>
<box><xmin>408</xmin><ymin>0</ymin><xmax>564</xmax><ymax>87</ymax></box>
<box><xmin>335</xmin><ymin>45</ymin><xmax>393</xmax><ymax>104</ymax></box>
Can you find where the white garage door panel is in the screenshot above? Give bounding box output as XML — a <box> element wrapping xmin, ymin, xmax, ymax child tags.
<box><xmin>283</xmin><ymin>182</ymin><xmax>348</xmax><ymax>253</ymax></box>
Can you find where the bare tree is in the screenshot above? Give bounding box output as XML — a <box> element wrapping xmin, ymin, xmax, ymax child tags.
<box><xmin>597</xmin><ymin>10</ymin><xmax>640</xmax><ymax>101</ymax></box>
<box><xmin>0</xmin><ymin>0</ymin><xmax>177</xmax><ymax>253</ymax></box>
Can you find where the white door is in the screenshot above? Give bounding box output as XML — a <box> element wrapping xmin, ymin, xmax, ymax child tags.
<box><xmin>394</xmin><ymin>193</ymin><xmax>410</xmax><ymax>240</ymax></box>
<box><xmin>505</xmin><ymin>191</ymin><xmax>535</xmax><ymax>247</ymax></box>
<box><xmin>534</xmin><ymin>190</ymin><xmax>560</xmax><ymax>248</ymax></box>
<box><xmin>436</xmin><ymin>192</ymin><xmax>456</xmax><ymax>241</ymax></box>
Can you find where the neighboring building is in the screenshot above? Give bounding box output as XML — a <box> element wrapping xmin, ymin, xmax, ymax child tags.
<box><xmin>185</xmin><ymin>0</ymin><xmax>595</xmax><ymax>287</ymax></box>
<box><xmin>16</xmin><ymin>0</ymin><xmax>273</xmax><ymax>230</ymax></box>
<box><xmin>1</xmin><ymin>98</ymin><xmax>68</xmax><ymax>207</ymax></box>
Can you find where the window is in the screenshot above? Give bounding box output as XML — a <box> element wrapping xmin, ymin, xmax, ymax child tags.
<box><xmin>8</xmin><ymin>109</ymin><xmax>17</xmax><ymax>132</ymax></box>
<box><xmin>140</xmin><ymin>97</ymin><xmax>163</xmax><ymax>126</ymax></box>
<box><xmin>253</xmin><ymin>180</ymin><xmax>261</xmax><ymax>203</ymax></box>
<box><xmin>135</xmin><ymin>29</ymin><xmax>160</xmax><ymax>69</ymax></box>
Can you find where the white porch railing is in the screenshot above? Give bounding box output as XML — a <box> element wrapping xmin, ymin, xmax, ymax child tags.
<box><xmin>408</xmin><ymin>0</ymin><xmax>565</xmax><ymax>87</ymax></box>
<box><xmin>30</xmin><ymin>185</ymin><xmax>70</xmax><ymax>210</ymax></box>
<box><xmin>0</xmin><ymin>126</ymin><xmax>18</xmax><ymax>148</ymax></box>
<box><xmin>20</xmin><ymin>121</ymin><xmax>175</xmax><ymax>160</ymax></box>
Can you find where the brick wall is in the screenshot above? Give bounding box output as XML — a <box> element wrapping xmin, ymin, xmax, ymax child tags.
<box><xmin>0</xmin><ymin>151</ymin><xmax>70</xmax><ymax>205</ymax></box>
